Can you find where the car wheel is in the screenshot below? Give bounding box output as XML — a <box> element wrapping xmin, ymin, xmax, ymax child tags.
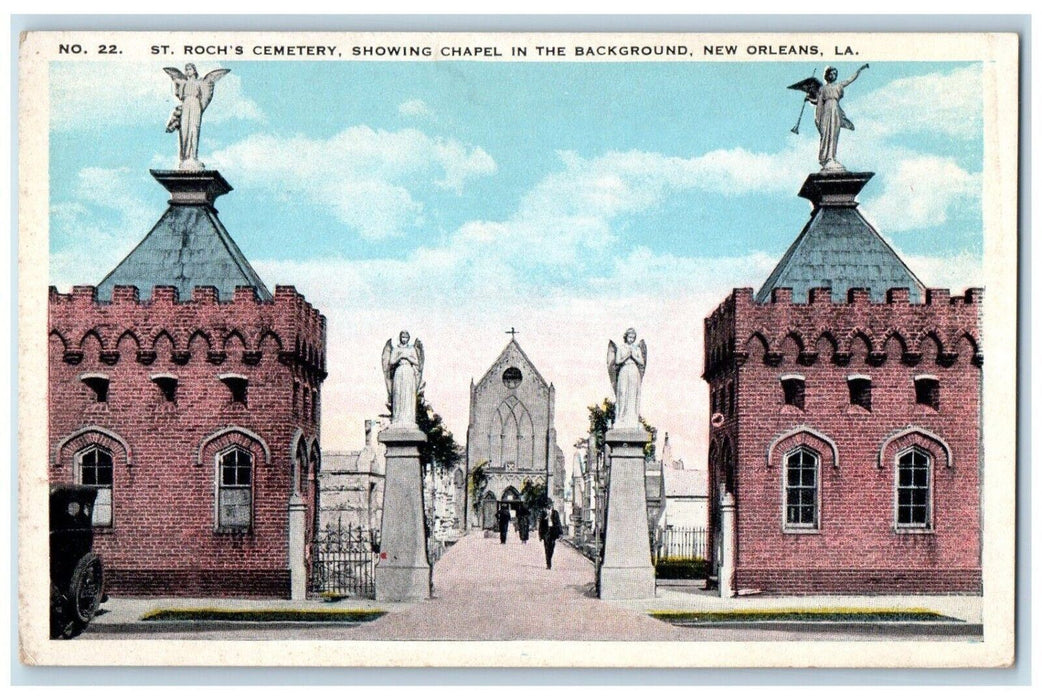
<box><xmin>67</xmin><ymin>553</ymin><xmax>104</xmax><ymax>625</ymax></box>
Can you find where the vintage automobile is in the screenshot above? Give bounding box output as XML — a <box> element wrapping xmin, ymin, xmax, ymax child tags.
<box><xmin>49</xmin><ymin>485</ymin><xmax>105</xmax><ymax>639</ymax></box>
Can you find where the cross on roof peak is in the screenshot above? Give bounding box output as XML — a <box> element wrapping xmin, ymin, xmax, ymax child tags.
<box><xmin>506</xmin><ymin>327</ymin><xmax>519</xmax><ymax>340</ymax></box>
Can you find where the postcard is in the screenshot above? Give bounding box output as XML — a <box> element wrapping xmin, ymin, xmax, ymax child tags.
<box><xmin>17</xmin><ymin>30</ymin><xmax>1018</xmax><ymax>668</ymax></box>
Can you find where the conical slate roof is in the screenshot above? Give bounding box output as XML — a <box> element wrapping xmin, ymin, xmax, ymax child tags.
<box><xmin>96</xmin><ymin>170</ymin><xmax>271</xmax><ymax>302</ymax></box>
<box><xmin>755</xmin><ymin>171</ymin><xmax>924</xmax><ymax>304</ymax></box>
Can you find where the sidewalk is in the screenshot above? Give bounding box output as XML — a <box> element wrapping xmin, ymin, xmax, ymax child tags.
<box><xmin>614</xmin><ymin>584</ymin><xmax>983</xmax><ymax>625</ymax></box>
<box><xmin>87</xmin><ymin>531</ymin><xmax>982</xmax><ymax>640</ymax></box>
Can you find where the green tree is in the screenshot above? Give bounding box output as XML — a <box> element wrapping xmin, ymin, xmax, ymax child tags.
<box><xmin>416</xmin><ymin>392</ymin><xmax>463</xmax><ymax>473</ymax></box>
<box><xmin>469</xmin><ymin>462</ymin><xmax>488</xmax><ymax>513</ymax></box>
<box><xmin>587</xmin><ymin>398</ymin><xmax>658</xmax><ymax>461</ymax></box>
<box><xmin>520</xmin><ymin>479</ymin><xmax>549</xmax><ymax>510</ymax></box>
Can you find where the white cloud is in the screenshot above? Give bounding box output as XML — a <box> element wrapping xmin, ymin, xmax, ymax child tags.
<box><xmin>398</xmin><ymin>99</ymin><xmax>432</xmax><ymax>118</ymax></box>
<box><xmin>207</xmin><ymin>127</ymin><xmax>497</xmax><ymax>239</ymax></box>
<box><xmin>861</xmin><ymin>155</ymin><xmax>980</xmax><ymax>232</ymax></box>
<box><xmin>431</xmin><ymin>146</ymin><xmax>808</xmax><ymax>274</ymax></box>
<box><xmin>852</xmin><ymin>65</ymin><xmax>983</xmax><ymax>140</ymax></box>
<box><xmin>49</xmin><ymin>167</ymin><xmax>156</xmax><ymax>290</ymax></box>
<box><xmin>50</xmin><ymin>62</ymin><xmax>263</xmax><ymax>131</ymax></box>
<box><xmin>900</xmin><ymin>249</ymin><xmax>983</xmax><ymax>290</ymax></box>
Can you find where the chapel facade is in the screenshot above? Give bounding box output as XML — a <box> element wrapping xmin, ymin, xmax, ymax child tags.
<box><xmin>464</xmin><ymin>338</ymin><xmax>567</xmax><ymax>529</ymax></box>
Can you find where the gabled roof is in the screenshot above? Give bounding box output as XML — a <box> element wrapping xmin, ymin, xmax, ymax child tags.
<box><xmin>756</xmin><ymin>171</ymin><xmax>924</xmax><ymax>304</ymax></box>
<box><xmin>474</xmin><ymin>338</ymin><xmax>551</xmax><ymax>389</ymax></box>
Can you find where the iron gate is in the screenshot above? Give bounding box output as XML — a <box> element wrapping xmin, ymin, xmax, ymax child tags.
<box><xmin>309</xmin><ymin>523</ymin><xmax>379</xmax><ymax>598</ymax></box>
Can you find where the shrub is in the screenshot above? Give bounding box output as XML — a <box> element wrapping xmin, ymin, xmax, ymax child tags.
<box><xmin>654</xmin><ymin>557</ymin><xmax>709</xmax><ymax>580</ymax></box>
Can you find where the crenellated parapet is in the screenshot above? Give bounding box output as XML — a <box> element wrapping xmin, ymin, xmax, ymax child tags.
<box><xmin>48</xmin><ymin>284</ymin><xmax>327</xmax><ymax>380</ymax></box>
<box><xmin>704</xmin><ymin>286</ymin><xmax>983</xmax><ymax>379</ymax></box>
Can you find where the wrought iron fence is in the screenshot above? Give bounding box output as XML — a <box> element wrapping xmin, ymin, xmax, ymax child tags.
<box><xmin>309</xmin><ymin>522</ymin><xmax>379</xmax><ymax>599</ymax></box>
<box><xmin>654</xmin><ymin>526</ymin><xmax>708</xmax><ymax>561</ymax></box>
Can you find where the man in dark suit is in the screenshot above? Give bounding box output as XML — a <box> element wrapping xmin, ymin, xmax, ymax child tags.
<box><xmin>517</xmin><ymin>503</ymin><xmax>531</xmax><ymax>544</ymax></box>
<box><xmin>495</xmin><ymin>504</ymin><xmax>511</xmax><ymax>544</ymax></box>
<box><xmin>539</xmin><ymin>505</ymin><xmax>562</xmax><ymax>569</ymax></box>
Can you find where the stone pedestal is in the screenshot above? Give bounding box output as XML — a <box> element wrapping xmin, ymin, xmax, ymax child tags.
<box><xmin>719</xmin><ymin>491</ymin><xmax>736</xmax><ymax>599</ymax></box>
<box><xmin>151</xmin><ymin>169</ymin><xmax>233</xmax><ymax>207</ymax></box>
<box><xmin>598</xmin><ymin>427</ymin><xmax>656</xmax><ymax>600</ymax></box>
<box><xmin>374</xmin><ymin>425</ymin><xmax>431</xmax><ymax>602</ymax></box>
<box><xmin>798</xmin><ymin>170</ymin><xmax>873</xmax><ymax>209</ymax></box>
<box><xmin>287</xmin><ymin>493</ymin><xmax>307</xmax><ymax>601</ymax></box>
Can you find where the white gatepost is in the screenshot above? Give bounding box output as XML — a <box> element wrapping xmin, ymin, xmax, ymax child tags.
<box><xmin>598</xmin><ymin>427</ymin><xmax>656</xmax><ymax>600</ymax></box>
<box><xmin>288</xmin><ymin>493</ymin><xmax>307</xmax><ymax>600</ymax></box>
<box><xmin>719</xmin><ymin>491</ymin><xmax>736</xmax><ymax>599</ymax></box>
<box><xmin>374</xmin><ymin>425</ymin><xmax>432</xmax><ymax>602</ymax></box>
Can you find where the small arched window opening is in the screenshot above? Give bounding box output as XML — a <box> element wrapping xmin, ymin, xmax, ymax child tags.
<box><xmin>780</xmin><ymin>375</ymin><xmax>805</xmax><ymax>410</ymax></box>
<box><xmin>77</xmin><ymin>445</ymin><xmax>113</xmax><ymax>527</ymax></box>
<box><xmin>217</xmin><ymin>447</ymin><xmax>253</xmax><ymax>530</ymax></box>
<box><xmin>296</xmin><ymin>439</ymin><xmax>309</xmax><ymax>494</ymax></box>
<box><xmin>720</xmin><ymin>442</ymin><xmax>735</xmax><ymax>495</ymax></box>
<box><xmin>847</xmin><ymin>375</ymin><xmax>872</xmax><ymax>411</ymax></box>
<box><xmin>914</xmin><ymin>376</ymin><xmax>940</xmax><ymax>411</ymax></box>
<box><xmin>896</xmin><ymin>448</ymin><xmax>932</xmax><ymax>529</ymax></box>
<box><xmin>80</xmin><ymin>373</ymin><xmax>109</xmax><ymax>403</ymax></box>
<box><xmin>151</xmin><ymin>374</ymin><xmax>178</xmax><ymax>402</ymax></box>
<box><xmin>784</xmin><ymin>448</ymin><xmax>819</xmax><ymax>530</ymax></box>
<box><xmin>219</xmin><ymin>374</ymin><xmax>248</xmax><ymax>406</ymax></box>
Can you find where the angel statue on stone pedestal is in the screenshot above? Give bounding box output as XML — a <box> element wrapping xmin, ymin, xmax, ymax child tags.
<box><xmin>788</xmin><ymin>63</ymin><xmax>869</xmax><ymax>172</ymax></box>
<box><xmin>607</xmin><ymin>328</ymin><xmax>647</xmax><ymax>430</ymax></box>
<box><xmin>163</xmin><ymin>64</ymin><xmax>230</xmax><ymax>171</ymax></box>
<box><xmin>382</xmin><ymin>331</ymin><xmax>425</xmax><ymax>428</ymax></box>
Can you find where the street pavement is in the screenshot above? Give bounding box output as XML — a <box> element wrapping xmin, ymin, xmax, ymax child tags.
<box><xmin>81</xmin><ymin>531</ymin><xmax>983</xmax><ymax>641</ymax></box>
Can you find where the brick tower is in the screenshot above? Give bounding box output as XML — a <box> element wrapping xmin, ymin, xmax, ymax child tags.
<box><xmin>704</xmin><ymin>170</ymin><xmax>982</xmax><ymax>595</ymax></box>
<box><xmin>48</xmin><ymin>169</ymin><xmax>326</xmax><ymax>598</ymax></box>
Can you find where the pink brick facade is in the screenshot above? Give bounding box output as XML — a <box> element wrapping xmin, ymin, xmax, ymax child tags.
<box><xmin>48</xmin><ymin>284</ymin><xmax>326</xmax><ymax>597</ymax></box>
<box><xmin>704</xmin><ymin>286</ymin><xmax>983</xmax><ymax>594</ymax></box>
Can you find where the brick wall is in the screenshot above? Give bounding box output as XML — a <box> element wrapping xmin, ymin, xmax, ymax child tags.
<box><xmin>49</xmin><ymin>284</ymin><xmax>326</xmax><ymax>597</ymax></box>
<box><xmin>704</xmin><ymin>286</ymin><xmax>983</xmax><ymax>594</ymax></box>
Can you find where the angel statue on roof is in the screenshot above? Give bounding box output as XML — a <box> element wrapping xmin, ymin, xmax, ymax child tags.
<box><xmin>163</xmin><ymin>64</ymin><xmax>230</xmax><ymax>170</ymax></box>
<box><xmin>789</xmin><ymin>63</ymin><xmax>869</xmax><ymax>172</ymax></box>
<box><xmin>382</xmin><ymin>331</ymin><xmax>425</xmax><ymax>428</ymax></box>
<box><xmin>607</xmin><ymin>328</ymin><xmax>647</xmax><ymax>430</ymax></box>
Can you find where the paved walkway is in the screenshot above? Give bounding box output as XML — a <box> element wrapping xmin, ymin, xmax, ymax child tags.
<box><xmin>339</xmin><ymin>531</ymin><xmax>684</xmax><ymax>641</ymax></box>
<box><xmin>83</xmin><ymin>531</ymin><xmax>983</xmax><ymax>642</ymax></box>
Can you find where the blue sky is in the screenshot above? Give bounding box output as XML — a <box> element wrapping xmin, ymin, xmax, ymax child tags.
<box><xmin>48</xmin><ymin>59</ymin><xmax>985</xmax><ymax>461</ymax></box>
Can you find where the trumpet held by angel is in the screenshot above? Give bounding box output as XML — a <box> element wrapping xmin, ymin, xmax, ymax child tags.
<box><xmin>163</xmin><ymin>63</ymin><xmax>230</xmax><ymax>170</ymax></box>
<box><xmin>381</xmin><ymin>331</ymin><xmax>425</xmax><ymax>428</ymax></box>
<box><xmin>788</xmin><ymin>63</ymin><xmax>869</xmax><ymax>172</ymax></box>
<box><xmin>607</xmin><ymin>328</ymin><xmax>647</xmax><ymax>430</ymax></box>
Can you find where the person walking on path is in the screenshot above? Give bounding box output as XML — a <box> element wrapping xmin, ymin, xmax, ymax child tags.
<box><xmin>495</xmin><ymin>504</ymin><xmax>511</xmax><ymax>544</ymax></box>
<box><xmin>539</xmin><ymin>505</ymin><xmax>562</xmax><ymax>569</ymax></box>
<box><xmin>517</xmin><ymin>503</ymin><xmax>531</xmax><ymax>544</ymax></box>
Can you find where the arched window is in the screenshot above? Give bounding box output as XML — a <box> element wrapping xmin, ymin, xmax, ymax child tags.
<box><xmin>217</xmin><ymin>447</ymin><xmax>253</xmax><ymax>530</ymax></box>
<box><xmin>896</xmin><ymin>448</ymin><xmax>932</xmax><ymax>529</ymax></box>
<box><xmin>77</xmin><ymin>445</ymin><xmax>113</xmax><ymax>527</ymax></box>
<box><xmin>784</xmin><ymin>448</ymin><xmax>819</xmax><ymax>530</ymax></box>
<box><xmin>295</xmin><ymin>439</ymin><xmax>309</xmax><ymax>494</ymax></box>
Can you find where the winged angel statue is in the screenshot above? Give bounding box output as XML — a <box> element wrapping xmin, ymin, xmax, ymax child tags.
<box><xmin>788</xmin><ymin>64</ymin><xmax>869</xmax><ymax>172</ymax></box>
<box><xmin>607</xmin><ymin>328</ymin><xmax>647</xmax><ymax>430</ymax></box>
<box><xmin>163</xmin><ymin>64</ymin><xmax>230</xmax><ymax>170</ymax></box>
<box><xmin>382</xmin><ymin>331</ymin><xmax>425</xmax><ymax>428</ymax></box>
